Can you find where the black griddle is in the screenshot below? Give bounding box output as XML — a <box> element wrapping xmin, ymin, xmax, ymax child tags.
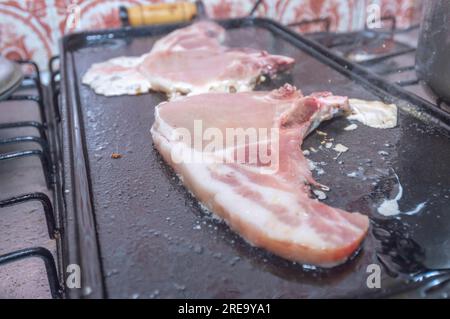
<box><xmin>56</xmin><ymin>18</ymin><xmax>450</xmax><ymax>298</ymax></box>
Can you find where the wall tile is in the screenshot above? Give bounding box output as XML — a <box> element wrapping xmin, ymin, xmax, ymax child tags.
<box><xmin>0</xmin><ymin>0</ymin><xmax>423</xmax><ymax>71</ymax></box>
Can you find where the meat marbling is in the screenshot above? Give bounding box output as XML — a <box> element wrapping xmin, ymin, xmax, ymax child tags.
<box><xmin>151</xmin><ymin>84</ymin><xmax>369</xmax><ymax>268</ymax></box>
<box><xmin>82</xmin><ymin>21</ymin><xmax>294</xmax><ymax>97</ymax></box>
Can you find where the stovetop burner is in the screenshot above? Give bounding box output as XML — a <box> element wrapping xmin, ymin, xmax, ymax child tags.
<box><xmin>303</xmin><ymin>18</ymin><xmax>450</xmax><ymax>115</ymax></box>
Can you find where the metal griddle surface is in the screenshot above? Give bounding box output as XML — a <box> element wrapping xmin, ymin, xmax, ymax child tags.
<box><xmin>63</xmin><ymin>19</ymin><xmax>450</xmax><ymax>298</ymax></box>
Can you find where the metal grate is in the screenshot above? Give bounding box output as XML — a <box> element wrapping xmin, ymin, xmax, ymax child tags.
<box><xmin>0</xmin><ymin>247</ymin><xmax>61</xmax><ymax>298</ymax></box>
<box><xmin>0</xmin><ymin>59</ymin><xmax>61</xmax><ymax>298</ymax></box>
<box><xmin>0</xmin><ymin>60</ymin><xmax>54</xmax><ymax>188</ymax></box>
<box><xmin>302</xmin><ymin>19</ymin><xmax>450</xmax><ymax>114</ymax></box>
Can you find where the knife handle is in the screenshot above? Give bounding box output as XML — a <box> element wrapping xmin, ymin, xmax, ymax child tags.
<box><xmin>120</xmin><ymin>2</ymin><xmax>199</xmax><ymax>26</ymax></box>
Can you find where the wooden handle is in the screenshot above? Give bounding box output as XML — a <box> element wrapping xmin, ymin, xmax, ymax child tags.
<box><xmin>122</xmin><ymin>2</ymin><xmax>197</xmax><ymax>26</ymax></box>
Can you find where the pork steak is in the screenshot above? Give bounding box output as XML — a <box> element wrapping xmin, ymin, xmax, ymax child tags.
<box><xmin>82</xmin><ymin>21</ymin><xmax>294</xmax><ymax>97</ymax></box>
<box><xmin>151</xmin><ymin>84</ymin><xmax>370</xmax><ymax>267</ymax></box>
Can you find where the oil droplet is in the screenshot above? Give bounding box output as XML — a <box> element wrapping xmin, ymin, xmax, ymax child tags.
<box><xmin>193</xmin><ymin>244</ymin><xmax>203</xmax><ymax>254</ymax></box>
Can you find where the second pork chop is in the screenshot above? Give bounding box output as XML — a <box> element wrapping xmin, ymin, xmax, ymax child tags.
<box><xmin>82</xmin><ymin>21</ymin><xmax>294</xmax><ymax>97</ymax></box>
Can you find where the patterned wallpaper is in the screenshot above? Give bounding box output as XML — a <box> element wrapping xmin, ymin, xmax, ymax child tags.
<box><xmin>0</xmin><ymin>0</ymin><xmax>423</xmax><ymax>71</ymax></box>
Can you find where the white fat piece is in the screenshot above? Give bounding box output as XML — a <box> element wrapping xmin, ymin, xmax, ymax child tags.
<box><xmin>348</xmin><ymin>99</ymin><xmax>398</xmax><ymax>129</ymax></box>
<box><xmin>344</xmin><ymin>123</ymin><xmax>358</xmax><ymax>131</ymax></box>
<box><xmin>333</xmin><ymin>143</ymin><xmax>349</xmax><ymax>153</ymax></box>
<box><xmin>377</xmin><ymin>173</ymin><xmax>427</xmax><ymax>217</ymax></box>
<box><xmin>152</xmin><ymin>77</ymin><xmax>259</xmax><ymax>99</ymax></box>
<box><xmin>82</xmin><ymin>56</ymin><xmax>151</xmax><ymax>96</ymax></box>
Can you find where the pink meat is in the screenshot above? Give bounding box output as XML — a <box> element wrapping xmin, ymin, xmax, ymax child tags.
<box><xmin>151</xmin><ymin>20</ymin><xmax>226</xmax><ymax>53</ymax></box>
<box><xmin>151</xmin><ymin>84</ymin><xmax>369</xmax><ymax>267</ymax></box>
<box><xmin>82</xmin><ymin>21</ymin><xmax>294</xmax><ymax>97</ymax></box>
<box><xmin>138</xmin><ymin>49</ymin><xmax>293</xmax><ymax>91</ymax></box>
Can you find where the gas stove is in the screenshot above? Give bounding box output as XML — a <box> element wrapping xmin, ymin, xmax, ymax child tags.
<box><xmin>1</xmin><ymin>10</ymin><xmax>450</xmax><ymax>299</ymax></box>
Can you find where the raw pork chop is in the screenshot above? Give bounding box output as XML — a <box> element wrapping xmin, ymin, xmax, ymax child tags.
<box><xmin>151</xmin><ymin>84</ymin><xmax>369</xmax><ymax>267</ymax></box>
<box><xmin>83</xmin><ymin>21</ymin><xmax>294</xmax><ymax>97</ymax></box>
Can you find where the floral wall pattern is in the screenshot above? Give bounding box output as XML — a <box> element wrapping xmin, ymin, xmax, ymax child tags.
<box><xmin>0</xmin><ymin>0</ymin><xmax>423</xmax><ymax>71</ymax></box>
